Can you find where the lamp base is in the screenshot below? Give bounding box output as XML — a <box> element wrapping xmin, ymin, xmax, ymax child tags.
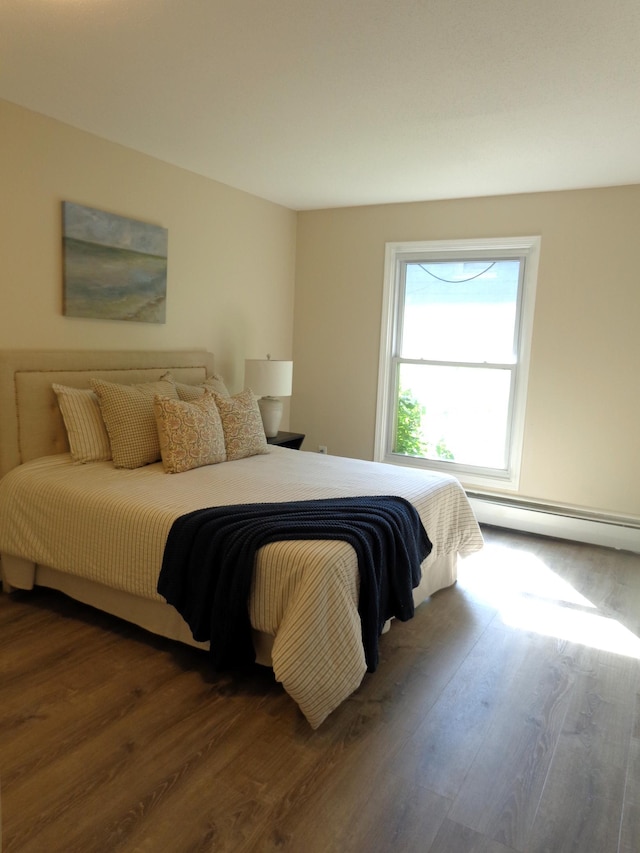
<box><xmin>258</xmin><ymin>396</ymin><xmax>283</xmax><ymax>438</ymax></box>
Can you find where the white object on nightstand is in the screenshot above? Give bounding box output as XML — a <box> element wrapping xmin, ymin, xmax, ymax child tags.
<box><xmin>244</xmin><ymin>355</ymin><xmax>293</xmax><ymax>437</ymax></box>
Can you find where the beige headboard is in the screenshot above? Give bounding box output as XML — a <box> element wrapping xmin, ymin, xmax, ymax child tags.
<box><xmin>0</xmin><ymin>349</ymin><xmax>216</xmax><ymax>480</ymax></box>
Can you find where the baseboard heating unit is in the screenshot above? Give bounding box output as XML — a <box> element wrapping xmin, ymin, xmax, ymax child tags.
<box><xmin>467</xmin><ymin>493</ymin><xmax>640</xmax><ymax>554</ymax></box>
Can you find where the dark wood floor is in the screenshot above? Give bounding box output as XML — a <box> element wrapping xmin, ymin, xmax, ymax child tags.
<box><xmin>2</xmin><ymin>527</ymin><xmax>640</xmax><ymax>852</ymax></box>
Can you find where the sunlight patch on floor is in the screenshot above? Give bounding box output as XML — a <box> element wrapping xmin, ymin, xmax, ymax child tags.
<box><xmin>458</xmin><ymin>542</ymin><xmax>640</xmax><ymax>659</ymax></box>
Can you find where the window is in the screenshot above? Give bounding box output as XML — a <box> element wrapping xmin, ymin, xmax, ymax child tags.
<box><xmin>375</xmin><ymin>236</ymin><xmax>540</xmax><ymax>491</ymax></box>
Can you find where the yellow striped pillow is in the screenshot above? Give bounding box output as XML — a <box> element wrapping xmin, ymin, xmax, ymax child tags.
<box><xmin>53</xmin><ymin>384</ymin><xmax>112</xmax><ymax>463</ymax></box>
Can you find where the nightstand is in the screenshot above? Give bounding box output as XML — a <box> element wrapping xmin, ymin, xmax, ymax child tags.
<box><xmin>266</xmin><ymin>431</ymin><xmax>305</xmax><ymax>450</ymax></box>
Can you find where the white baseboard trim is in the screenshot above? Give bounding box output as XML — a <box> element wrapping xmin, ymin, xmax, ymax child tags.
<box><xmin>467</xmin><ymin>494</ymin><xmax>640</xmax><ymax>554</ymax></box>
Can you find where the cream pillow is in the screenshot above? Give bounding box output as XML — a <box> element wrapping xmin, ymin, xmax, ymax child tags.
<box><xmin>154</xmin><ymin>393</ymin><xmax>226</xmax><ymax>473</ymax></box>
<box><xmin>213</xmin><ymin>389</ymin><xmax>268</xmax><ymax>461</ymax></box>
<box><xmin>52</xmin><ymin>384</ymin><xmax>112</xmax><ymax>463</ymax></box>
<box><xmin>160</xmin><ymin>371</ymin><xmax>230</xmax><ymax>402</ymax></box>
<box><xmin>90</xmin><ymin>378</ymin><xmax>178</xmax><ymax>469</ymax></box>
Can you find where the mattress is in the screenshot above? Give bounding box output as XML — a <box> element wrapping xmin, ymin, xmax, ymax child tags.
<box><xmin>0</xmin><ymin>446</ymin><xmax>483</xmax><ymax>726</ymax></box>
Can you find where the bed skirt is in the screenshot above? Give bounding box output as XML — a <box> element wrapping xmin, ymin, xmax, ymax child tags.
<box><xmin>1</xmin><ymin>550</ymin><xmax>457</xmax><ymax>667</ymax></box>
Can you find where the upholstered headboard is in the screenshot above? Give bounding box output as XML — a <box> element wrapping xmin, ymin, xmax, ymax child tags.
<box><xmin>0</xmin><ymin>349</ymin><xmax>216</xmax><ymax>480</ymax></box>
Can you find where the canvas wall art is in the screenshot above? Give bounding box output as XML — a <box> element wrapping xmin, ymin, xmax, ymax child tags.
<box><xmin>62</xmin><ymin>202</ymin><xmax>168</xmax><ymax>323</ymax></box>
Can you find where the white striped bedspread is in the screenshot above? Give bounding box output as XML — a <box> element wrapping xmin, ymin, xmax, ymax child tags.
<box><xmin>0</xmin><ymin>447</ymin><xmax>483</xmax><ymax>727</ymax></box>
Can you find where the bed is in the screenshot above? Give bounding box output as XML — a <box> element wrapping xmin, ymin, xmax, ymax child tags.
<box><xmin>0</xmin><ymin>349</ymin><xmax>483</xmax><ymax>727</ymax></box>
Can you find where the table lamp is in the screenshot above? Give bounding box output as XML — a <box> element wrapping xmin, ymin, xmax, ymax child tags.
<box><xmin>244</xmin><ymin>355</ymin><xmax>293</xmax><ymax>437</ymax></box>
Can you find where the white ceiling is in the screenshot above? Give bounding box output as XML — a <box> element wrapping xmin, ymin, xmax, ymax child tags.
<box><xmin>3</xmin><ymin>0</ymin><xmax>640</xmax><ymax>210</ymax></box>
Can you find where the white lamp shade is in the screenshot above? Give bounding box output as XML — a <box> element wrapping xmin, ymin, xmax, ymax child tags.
<box><xmin>244</xmin><ymin>359</ymin><xmax>293</xmax><ymax>398</ymax></box>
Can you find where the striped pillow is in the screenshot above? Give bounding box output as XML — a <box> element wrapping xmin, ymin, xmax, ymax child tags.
<box><xmin>53</xmin><ymin>384</ymin><xmax>112</xmax><ymax>463</ymax></box>
<box><xmin>91</xmin><ymin>378</ymin><xmax>178</xmax><ymax>469</ymax></box>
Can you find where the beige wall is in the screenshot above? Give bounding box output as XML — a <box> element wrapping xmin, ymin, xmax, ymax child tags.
<box><xmin>0</xmin><ymin>100</ymin><xmax>297</xmax><ymax>400</ymax></box>
<box><xmin>293</xmin><ymin>186</ymin><xmax>640</xmax><ymax>520</ymax></box>
<box><xmin>3</xmin><ymin>100</ymin><xmax>639</xmax><ymax>520</ymax></box>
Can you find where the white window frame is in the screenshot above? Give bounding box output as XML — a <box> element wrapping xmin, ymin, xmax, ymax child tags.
<box><xmin>375</xmin><ymin>236</ymin><xmax>541</xmax><ymax>492</ymax></box>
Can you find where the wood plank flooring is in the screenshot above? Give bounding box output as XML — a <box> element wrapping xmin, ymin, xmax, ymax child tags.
<box><xmin>2</xmin><ymin>527</ymin><xmax>640</xmax><ymax>852</ymax></box>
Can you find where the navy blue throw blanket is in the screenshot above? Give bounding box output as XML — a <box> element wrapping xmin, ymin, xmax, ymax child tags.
<box><xmin>158</xmin><ymin>495</ymin><xmax>432</xmax><ymax>673</ymax></box>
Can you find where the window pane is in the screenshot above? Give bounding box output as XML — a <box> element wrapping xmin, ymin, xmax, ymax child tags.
<box><xmin>401</xmin><ymin>259</ymin><xmax>520</xmax><ymax>363</ymax></box>
<box><xmin>395</xmin><ymin>363</ymin><xmax>512</xmax><ymax>469</ymax></box>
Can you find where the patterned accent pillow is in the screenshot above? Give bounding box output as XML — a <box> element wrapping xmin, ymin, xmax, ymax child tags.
<box><xmin>153</xmin><ymin>393</ymin><xmax>226</xmax><ymax>473</ymax></box>
<box><xmin>213</xmin><ymin>389</ymin><xmax>268</xmax><ymax>461</ymax></box>
<box><xmin>90</xmin><ymin>378</ymin><xmax>178</xmax><ymax>469</ymax></box>
<box><xmin>160</xmin><ymin>371</ymin><xmax>230</xmax><ymax>401</ymax></box>
<box><xmin>52</xmin><ymin>384</ymin><xmax>112</xmax><ymax>463</ymax></box>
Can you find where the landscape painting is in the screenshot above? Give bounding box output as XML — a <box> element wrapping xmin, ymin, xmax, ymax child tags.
<box><xmin>62</xmin><ymin>202</ymin><xmax>168</xmax><ymax>323</ymax></box>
